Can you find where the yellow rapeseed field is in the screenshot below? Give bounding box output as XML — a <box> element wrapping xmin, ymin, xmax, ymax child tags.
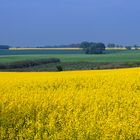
<box><xmin>0</xmin><ymin>68</ymin><xmax>140</xmax><ymax>140</ymax></box>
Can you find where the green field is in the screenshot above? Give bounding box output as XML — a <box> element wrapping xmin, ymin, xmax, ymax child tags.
<box><xmin>0</xmin><ymin>50</ymin><xmax>140</xmax><ymax>64</ymax></box>
<box><xmin>0</xmin><ymin>50</ymin><xmax>140</xmax><ymax>71</ymax></box>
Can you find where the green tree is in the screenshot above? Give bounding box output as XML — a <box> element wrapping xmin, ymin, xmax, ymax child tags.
<box><xmin>134</xmin><ymin>45</ymin><xmax>139</xmax><ymax>50</ymax></box>
<box><xmin>107</xmin><ymin>43</ymin><xmax>116</xmax><ymax>48</ymax></box>
<box><xmin>125</xmin><ymin>46</ymin><xmax>131</xmax><ymax>50</ymax></box>
<box><xmin>0</xmin><ymin>45</ymin><xmax>10</xmax><ymax>49</ymax></box>
<box><xmin>80</xmin><ymin>42</ymin><xmax>105</xmax><ymax>54</ymax></box>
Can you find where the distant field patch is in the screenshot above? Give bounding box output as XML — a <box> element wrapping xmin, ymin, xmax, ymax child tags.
<box><xmin>106</xmin><ymin>47</ymin><xmax>127</xmax><ymax>50</ymax></box>
<box><xmin>9</xmin><ymin>47</ymin><xmax>140</xmax><ymax>51</ymax></box>
<box><xmin>0</xmin><ymin>49</ymin><xmax>84</xmax><ymax>55</ymax></box>
<box><xmin>9</xmin><ymin>47</ymin><xmax>83</xmax><ymax>51</ymax></box>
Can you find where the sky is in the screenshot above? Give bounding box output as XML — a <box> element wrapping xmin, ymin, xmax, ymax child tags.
<box><xmin>0</xmin><ymin>0</ymin><xmax>140</xmax><ymax>47</ymax></box>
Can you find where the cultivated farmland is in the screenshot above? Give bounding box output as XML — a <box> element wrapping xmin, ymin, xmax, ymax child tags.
<box><xmin>0</xmin><ymin>68</ymin><xmax>140</xmax><ymax>139</ymax></box>
<box><xmin>0</xmin><ymin>50</ymin><xmax>140</xmax><ymax>71</ymax></box>
<box><xmin>0</xmin><ymin>50</ymin><xmax>140</xmax><ymax>64</ymax></box>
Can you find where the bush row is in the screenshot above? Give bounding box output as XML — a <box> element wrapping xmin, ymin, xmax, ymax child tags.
<box><xmin>0</xmin><ymin>58</ymin><xmax>60</xmax><ymax>69</ymax></box>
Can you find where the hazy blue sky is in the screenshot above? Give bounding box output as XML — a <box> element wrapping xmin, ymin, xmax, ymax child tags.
<box><xmin>0</xmin><ymin>0</ymin><xmax>140</xmax><ymax>47</ymax></box>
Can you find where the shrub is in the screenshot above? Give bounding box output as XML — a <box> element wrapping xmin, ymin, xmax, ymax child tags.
<box><xmin>0</xmin><ymin>64</ymin><xmax>7</xmax><ymax>69</ymax></box>
<box><xmin>0</xmin><ymin>58</ymin><xmax>60</xmax><ymax>69</ymax></box>
<box><xmin>125</xmin><ymin>46</ymin><xmax>131</xmax><ymax>50</ymax></box>
<box><xmin>56</xmin><ymin>65</ymin><xmax>63</xmax><ymax>71</ymax></box>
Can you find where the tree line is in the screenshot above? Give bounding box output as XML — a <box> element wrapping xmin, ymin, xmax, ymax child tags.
<box><xmin>0</xmin><ymin>43</ymin><xmax>140</xmax><ymax>54</ymax></box>
<box><xmin>0</xmin><ymin>45</ymin><xmax>11</xmax><ymax>49</ymax></box>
